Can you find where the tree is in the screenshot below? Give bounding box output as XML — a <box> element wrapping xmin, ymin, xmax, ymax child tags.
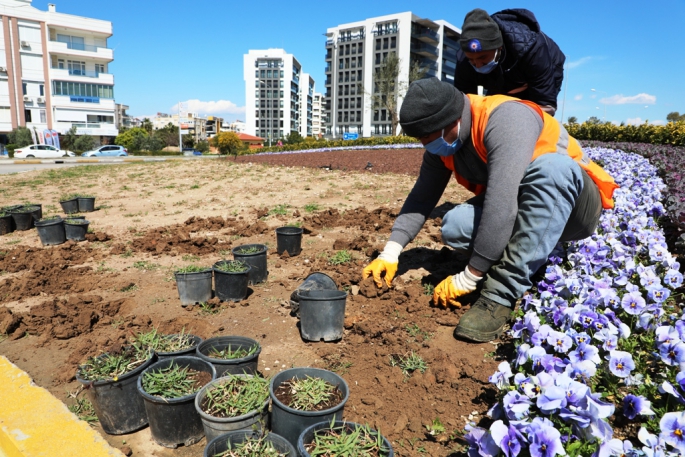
<box><xmin>8</xmin><ymin>127</ymin><xmax>32</xmax><ymax>147</ymax></box>
<box><xmin>285</xmin><ymin>131</ymin><xmax>304</xmax><ymax>144</ymax></box>
<box><xmin>195</xmin><ymin>140</ymin><xmax>210</xmax><ymax>153</ymax></box>
<box><xmin>587</xmin><ymin>116</ymin><xmax>602</xmax><ymax>125</ymax></box>
<box><xmin>153</xmin><ymin>122</ymin><xmax>179</xmax><ymax>148</ymax></box>
<box><xmin>73</xmin><ymin>135</ymin><xmax>96</xmax><ymax>153</ymax></box>
<box><xmin>140</xmin><ymin>118</ymin><xmax>153</xmax><ymax>134</ymax></box>
<box><xmin>59</xmin><ymin>126</ymin><xmax>78</xmax><ymax>152</ymax></box>
<box><xmin>666</xmin><ymin>111</ymin><xmax>685</xmax><ymax>123</ymax></box>
<box><xmin>182</xmin><ymin>134</ymin><xmax>194</xmax><ymax>148</ymax></box>
<box><xmin>211</xmin><ymin>131</ymin><xmax>244</xmax><ymax>157</ymax></box>
<box><xmin>115</xmin><ymin>127</ymin><xmax>148</xmax><ymax>152</ymax></box>
<box><xmin>567</xmin><ymin>116</ymin><xmax>578</xmax><ymax>125</ymax></box>
<box><xmin>358</xmin><ymin>52</ymin><xmax>427</xmax><ymax>137</ymax></box>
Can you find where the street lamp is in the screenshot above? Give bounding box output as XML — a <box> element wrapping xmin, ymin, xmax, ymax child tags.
<box><xmin>591</xmin><ymin>88</ymin><xmax>607</xmax><ymax>122</ymax></box>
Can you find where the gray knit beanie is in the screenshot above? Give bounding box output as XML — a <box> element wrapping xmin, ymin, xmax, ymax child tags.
<box><xmin>400</xmin><ymin>78</ymin><xmax>464</xmax><ymax>139</ymax></box>
<box><xmin>459</xmin><ymin>8</ymin><xmax>503</xmax><ymax>52</ymax></box>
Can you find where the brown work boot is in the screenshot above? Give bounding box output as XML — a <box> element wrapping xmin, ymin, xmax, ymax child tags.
<box><xmin>454</xmin><ymin>296</ymin><xmax>513</xmax><ymax>343</ymax></box>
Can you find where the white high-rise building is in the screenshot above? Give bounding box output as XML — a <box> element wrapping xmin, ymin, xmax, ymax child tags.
<box><xmin>312</xmin><ymin>92</ymin><xmax>323</xmax><ymax>138</ymax></box>
<box><xmin>324</xmin><ymin>12</ymin><xmax>460</xmax><ymax>138</ymax></box>
<box><xmin>0</xmin><ymin>0</ymin><xmax>117</xmax><ymax>140</ymax></box>
<box><xmin>244</xmin><ymin>48</ymin><xmax>313</xmax><ymax>143</ymax></box>
<box><xmin>299</xmin><ymin>72</ymin><xmax>314</xmax><ymax>138</ymax></box>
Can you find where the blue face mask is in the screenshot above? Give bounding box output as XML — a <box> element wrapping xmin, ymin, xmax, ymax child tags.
<box><xmin>425</xmin><ymin>124</ymin><xmax>462</xmax><ymax>157</ymax></box>
<box><xmin>471</xmin><ymin>49</ymin><xmax>500</xmax><ymax>74</ymax></box>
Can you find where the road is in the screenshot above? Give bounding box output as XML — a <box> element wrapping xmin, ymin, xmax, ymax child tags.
<box><xmin>0</xmin><ymin>156</ymin><xmax>217</xmax><ymax>175</ymax></box>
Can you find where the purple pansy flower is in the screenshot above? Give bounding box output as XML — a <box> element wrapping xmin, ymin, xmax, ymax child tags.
<box><xmin>660</xmin><ymin>411</ymin><xmax>685</xmax><ymax>454</ymax></box>
<box><xmin>623</xmin><ymin>394</ymin><xmax>655</xmax><ymax>420</ymax></box>
<box><xmin>609</xmin><ymin>350</ymin><xmax>635</xmax><ymax>378</ymax></box>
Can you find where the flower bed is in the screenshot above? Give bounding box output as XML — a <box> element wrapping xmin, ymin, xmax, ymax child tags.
<box><xmin>467</xmin><ymin>147</ymin><xmax>685</xmax><ymax>457</ymax></box>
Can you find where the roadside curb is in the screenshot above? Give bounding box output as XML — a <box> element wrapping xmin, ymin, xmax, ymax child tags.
<box><xmin>1</xmin><ymin>156</ymin><xmax>221</xmax><ymax>165</ymax></box>
<box><xmin>0</xmin><ymin>356</ymin><xmax>124</xmax><ymax>457</ymax></box>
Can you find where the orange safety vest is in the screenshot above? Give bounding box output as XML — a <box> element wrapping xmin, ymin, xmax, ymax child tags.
<box><xmin>441</xmin><ymin>94</ymin><xmax>618</xmax><ymax>209</ymax></box>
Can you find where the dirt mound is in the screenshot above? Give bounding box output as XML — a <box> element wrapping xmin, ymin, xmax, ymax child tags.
<box><xmin>0</xmin><ymin>264</ymin><xmax>95</xmax><ymax>301</ymax></box>
<box><xmin>303</xmin><ymin>207</ymin><xmax>397</xmax><ymax>233</ymax></box>
<box><xmin>0</xmin><ymin>242</ymin><xmax>98</xmax><ymax>273</ymax></box>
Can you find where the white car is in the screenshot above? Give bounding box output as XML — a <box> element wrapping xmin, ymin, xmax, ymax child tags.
<box><xmin>13</xmin><ymin>144</ymin><xmax>75</xmax><ymax>159</ymax></box>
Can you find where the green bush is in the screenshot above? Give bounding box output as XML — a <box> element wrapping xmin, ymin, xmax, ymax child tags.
<box><xmin>565</xmin><ymin>120</ymin><xmax>685</xmax><ymax>146</ymax></box>
<box><xmin>6</xmin><ymin>144</ymin><xmax>16</xmax><ymax>158</ymax></box>
<box><xmin>252</xmin><ymin>135</ymin><xmax>420</xmax><ymax>155</ymax></box>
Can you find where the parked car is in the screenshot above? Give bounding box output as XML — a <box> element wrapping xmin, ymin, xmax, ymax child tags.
<box><xmin>13</xmin><ymin>144</ymin><xmax>75</xmax><ymax>159</ymax></box>
<box><xmin>81</xmin><ymin>145</ymin><xmax>128</xmax><ymax>157</ymax></box>
<box><xmin>182</xmin><ymin>148</ymin><xmax>202</xmax><ymax>156</ymax></box>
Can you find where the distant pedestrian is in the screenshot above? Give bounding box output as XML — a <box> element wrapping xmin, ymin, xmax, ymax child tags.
<box><xmin>454</xmin><ymin>8</ymin><xmax>565</xmax><ymax>115</ymax></box>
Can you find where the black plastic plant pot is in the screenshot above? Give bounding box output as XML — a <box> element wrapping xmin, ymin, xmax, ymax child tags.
<box><xmin>9</xmin><ymin>206</ymin><xmax>39</xmax><ymax>231</ymax></box>
<box><xmin>25</xmin><ymin>203</ymin><xmax>42</xmax><ymax>223</ymax></box>
<box><xmin>269</xmin><ymin>367</ymin><xmax>349</xmax><ymax>449</ymax></box>
<box><xmin>0</xmin><ymin>213</ymin><xmax>14</xmax><ymax>235</ymax></box>
<box><xmin>174</xmin><ymin>269</ymin><xmax>213</xmax><ymax>306</ymax></box>
<box><xmin>195</xmin><ymin>374</ymin><xmax>270</xmax><ymax>443</ymax></box>
<box><xmin>78</xmin><ymin>196</ymin><xmax>96</xmax><ymax>212</ymax></box>
<box><xmin>289</xmin><ymin>272</ymin><xmax>338</xmax><ymax>316</ymax></box>
<box><xmin>298</xmin><ymin>421</ymin><xmax>394</xmax><ymax>457</ymax></box>
<box><xmin>59</xmin><ymin>198</ymin><xmax>79</xmax><ymax>214</ymax></box>
<box><xmin>157</xmin><ymin>334</ymin><xmax>204</xmax><ymax>359</ymax></box>
<box><xmin>203</xmin><ymin>431</ymin><xmax>296</xmax><ymax>457</ymax></box>
<box><xmin>231</xmin><ymin>244</ymin><xmax>268</xmax><ymax>285</ymax></box>
<box><xmin>137</xmin><ymin>356</ymin><xmax>217</xmax><ymax>448</ymax></box>
<box><xmin>297</xmin><ymin>289</ymin><xmax>348</xmax><ymax>342</ymax></box>
<box><xmin>64</xmin><ymin>219</ymin><xmax>89</xmax><ymax>242</ymax></box>
<box><xmin>213</xmin><ymin>261</ymin><xmax>251</xmax><ymax>302</ymax></box>
<box><xmin>76</xmin><ymin>353</ymin><xmax>157</xmax><ymax>435</ymax></box>
<box><xmin>275</xmin><ymin>226</ymin><xmax>303</xmax><ymax>256</ymax></box>
<box><xmin>35</xmin><ymin>218</ymin><xmax>66</xmax><ymax>246</ymax></box>
<box><xmin>195</xmin><ymin>336</ymin><xmax>261</xmax><ymax>378</ymax></box>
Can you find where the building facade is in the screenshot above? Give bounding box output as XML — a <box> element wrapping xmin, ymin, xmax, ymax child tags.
<box><xmin>299</xmin><ymin>72</ymin><xmax>313</xmax><ymax>138</ymax></box>
<box><xmin>0</xmin><ymin>0</ymin><xmax>117</xmax><ymax>141</ymax></box>
<box><xmin>244</xmin><ymin>48</ymin><xmax>312</xmax><ymax>143</ymax></box>
<box><xmin>152</xmin><ymin>112</ymin><xmax>207</xmax><ymax>143</ymax></box>
<box><xmin>324</xmin><ymin>12</ymin><xmax>460</xmax><ymax>138</ymax></box>
<box><xmin>312</xmin><ymin>92</ymin><xmax>323</xmax><ymax>137</ymax></box>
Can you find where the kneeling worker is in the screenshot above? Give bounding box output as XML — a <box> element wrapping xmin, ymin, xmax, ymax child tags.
<box><xmin>362</xmin><ymin>78</ymin><xmax>617</xmax><ymax>343</ymax></box>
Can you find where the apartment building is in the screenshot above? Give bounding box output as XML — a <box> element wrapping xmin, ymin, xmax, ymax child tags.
<box><xmin>299</xmin><ymin>72</ymin><xmax>314</xmax><ymax>138</ymax></box>
<box><xmin>244</xmin><ymin>48</ymin><xmax>312</xmax><ymax>143</ymax></box>
<box><xmin>324</xmin><ymin>12</ymin><xmax>460</xmax><ymax>138</ymax></box>
<box><xmin>312</xmin><ymin>92</ymin><xmax>323</xmax><ymax>137</ymax></box>
<box><xmin>152</xmin><ymin>112</ymin><xmax>207</xmax><ymax>143</ymax></box>
<box><xmin>0</xmin><ymin>0</ymin><xmax>117</xmax><ymax>141</ymax></box>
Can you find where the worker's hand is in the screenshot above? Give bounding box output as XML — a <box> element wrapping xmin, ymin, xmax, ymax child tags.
<box><xmin>432</xmin><ymin>268</ymin><xmax>483</xmax><ymax>307</ymax></box>
<box><xmin>362</xmin><ymin>241</ymin><xmax>403</xmax><ymax>288</ymax></box>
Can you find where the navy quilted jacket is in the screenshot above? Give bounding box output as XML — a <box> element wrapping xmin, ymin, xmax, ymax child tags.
<box><xmin>453</xmin><ymin>8</ymin><xmax>565</xmax><ymax>110</ymax></box>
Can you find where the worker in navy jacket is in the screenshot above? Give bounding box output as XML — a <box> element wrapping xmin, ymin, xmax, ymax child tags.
<box><xmin>454</xmin><ymin>8</ymin><xmax>565</xmax><ymax>116</ymax></box>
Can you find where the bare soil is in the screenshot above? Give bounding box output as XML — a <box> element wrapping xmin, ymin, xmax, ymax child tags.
<box><xmin>0</xmin><ymin>150</ymin><xmax>505</xmax><ymax>456</ymax></box>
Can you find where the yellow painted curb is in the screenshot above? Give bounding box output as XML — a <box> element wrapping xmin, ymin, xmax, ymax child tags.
<box><xmin>0</xmin><ymin>356</ymin><xmax>124</xmax><ymax>457</ymax></box>
<box><xmin>121</xmin><ymin>158</ymin><xmax>144</xmax><ymax>162</ymax></box>
<box><xmin>75</xmin><ymin>159</ymin><xmax>101</xmax><ymax>163</ymax></box>
<box><xmin>15</xmin><ymin>160</ymin><xmax>41</xmax><ymax>164</ymax></box>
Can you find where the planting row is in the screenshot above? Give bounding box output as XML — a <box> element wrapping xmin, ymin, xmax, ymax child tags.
<box><xmin>76</xmin><ymin>330</ymin><xmax>392</xmax><ymax>456</ymax></box>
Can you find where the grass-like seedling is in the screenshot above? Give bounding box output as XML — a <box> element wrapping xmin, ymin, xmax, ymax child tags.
<box><xmin>65</xmin><ymin>218</ymin><xmax>87</xmax><ymax>225</ymax></box>
<box><xmin>208</xmin><ymin>344</ymin><xmax>259</xmax><ymax>360</ymax></box>
<box><xmin>288</xmin><ymin>376</ymin><xmax>339</xmax><ymax>411</ymax></box>
<box><xmin>59</xmin><ymin>193</ymin><xmax>79</xmax><ymax>201</ymax></box>
<box><xmin>68</xmin><ymin>397</ymin><xmax>98</xmax><ymax>425</ymax></box>
<box><xmin>267</xmin><ymin>204</ymin><xmax>289</xmax><ymax>216</ymax></box>
<box><xmin>305</xmin><ymin>421</ymin><xmax>390</xmax><ymax>456</ymax></box>
<box><xmin>78</xmin><ymin>346</ymin><xmax>149</xmax><ymax>382</ymax></box>
<box><xmin>389</xmin><ymin>351</ymin><xmax>428</xmax><ymax>377</ymax></box>
<box><xmin>214</xmin><ymin>260</ymin><xmax>249</xmax><ymax>273</ymax></box>
<box><xmin>304</xmin><ymin>203</ymin><xmax>321</xmax><ymax>213</ymax></box>
<box><xmin>132</xmin><ymin>328</ymin><xmax>196</xmax><ymax>354</ymax></box>
<box><xmin>328</xmin><ymin>250</ymin><xmax>353</xmax><ymax>265</ymax></box>
<box><xmin>422</xmin><ymin>283</ymin><xmax>435</xmax><ymax>296</ymax></box>
<box><xmin>213</xmin><ymin>434</ymin><xmax>287</xmax><ymax>457</ymax></box>
<box><xmin>235</xmin><ymin>245</ymin><xmax>263</xmax><ymax>254</ymax></box>
<box><xmin>15</xmin><ymin>205</ymin><xmax>39</xmax><ymax>213</ymax></box>
<box><xmin>175</xmin><ymin>264</ymin><xmax>208</xmax><ymax>274</ymax></box>
<box><xmin>141</xmin><ymin>362</ymin><xmax>203</xmax><ymax>399</ymax></box>
<box><xmin>201</xmin><ymin>374</ymin><xmax>269</xmax><ymax>418</ymax></box>
<box><xmin>38</xmin><ymin>215</ymin><xmax>61</xmax><ymax>222</ymax></box>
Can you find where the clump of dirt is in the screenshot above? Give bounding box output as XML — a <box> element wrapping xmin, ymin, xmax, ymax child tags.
<box><xmin>0</xmin><ymin>242</ymin><xmax>98</xmax><ymax>273</ymax></box>
<box><xmin>303</xmin><ymin>207</ymin><xmax>397</xmax><ymax>233</ymax></box>
<box><xmin>0</xmin><ymin>264</ymin><xmax>94</xmax><ymax>301</ymax></box>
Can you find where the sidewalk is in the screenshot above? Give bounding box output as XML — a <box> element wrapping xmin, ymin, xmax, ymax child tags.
<box><xmin>0</xmin><ymin>156</ymin><xmax>220</xmax><ymax>165</ymax></box>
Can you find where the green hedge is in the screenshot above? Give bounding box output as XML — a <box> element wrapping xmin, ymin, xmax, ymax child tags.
<box><xmin>565</xmin><ymin>121</ymin><xmax>685</xmax><ymax>146</ymax></box>
<box><xmin>253</xmin><ymin>135</ymin><xmax>419</xmax><ymax>154</ymax></box>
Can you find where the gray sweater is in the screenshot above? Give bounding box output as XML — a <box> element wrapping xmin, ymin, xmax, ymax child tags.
<box><xmin>389</xmin><ymin>96</ymin><xmax>544</xmax><ymax>272</ymax></box>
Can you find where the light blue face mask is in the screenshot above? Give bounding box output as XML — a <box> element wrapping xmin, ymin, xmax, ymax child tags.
<box><xmin>472</xmin><ymin>49</ymin><xmax>500</xmax><ymax>74</ymax></box>
<box><xmin>425</xmin><ymin>123</ymin><xmax>462</xmax><ymax>157</ymax></box>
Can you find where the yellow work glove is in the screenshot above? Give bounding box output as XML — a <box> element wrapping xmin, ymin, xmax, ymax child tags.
<box><xmin>432</xmin><ymin>268</ymin><xmax>482</xmax><ymax>307</ymax></box>
<box><xmin>362</xmin><ymin>241</ymin><xmax>402</xmax><ymax>288</ymax></box>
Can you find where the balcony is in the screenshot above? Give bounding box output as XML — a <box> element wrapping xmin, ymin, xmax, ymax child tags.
<box><xmin>443</xmin><ymin>36</ymin><xmax>460</xmax><ymax>50</ymax></box>
<box><xmin>338</xmin><ymin>32</ymin><xmax>365</xmax><ymax>42</ymax></box>
<box><xmin>443</xmin><ymin>47</ymin><xmax>458</xmax><ymax>61</ymax></box>
<box><xmin>419</xmin><ymin>59</ymin><xmax>439</xmax><ymax>72</ymax></box>
<box><xmin>50</xmin><ymin>67</ymin><xmax>114</xmax><ymax>84</ymax></box>
<box><xmin>325</xmin><ymin>64</ymin><xmax>331</xmax><ymax>73</ymax></box>
<box><xmin>48</xmin><ymin>40</ymin><xmax>113</xmax><ymax>60</ymax></box>
<box><xmin>442</xmin><ymin>59</ymin><xmax>457</xmax><ymax>73</ymax></box>
<box><xmin>412</xmin><ymin>27</ymin><xmax>439</xmax><ymax>44</ymax></box>
<box><xmin>410</xmin><ymin>42</ymin><xmax>439</xmax><ymax>58</ymax></box>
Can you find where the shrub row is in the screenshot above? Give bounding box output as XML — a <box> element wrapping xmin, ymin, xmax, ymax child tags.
<box><xmin>253</xmin><ymin>135</ymin><xmax>419</xmax><ymax>154</ymax></box>
<box><xmin>566</xmin><ymin>121</ymin><xmax>685</xmax><ymax>146</ymax></box>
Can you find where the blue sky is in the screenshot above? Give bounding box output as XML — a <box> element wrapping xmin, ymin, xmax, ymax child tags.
<box><xmin>34</xmin><ymin>0</ymin><xmax>685</xmax><ymax>126</ymax></box>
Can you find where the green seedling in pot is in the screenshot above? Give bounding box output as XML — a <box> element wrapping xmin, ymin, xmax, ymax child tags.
<box><xmin>59</xmin><ymin>193</ymin><xmax>79</xmax><ymax>201</ymax></box>
<box><xmin>286</xmin><ymin>376</ymin><xmax>339</xmax><ymax>411</ymax></box>
<box><xmin>214</xmin><ymin>260</ymin><xmax>249</xmax><ymax>273</ymax></box>
<box><xmin>214</xmin><ymin>434</ymin><xmax>288</xmax><ymax>457</ymax></box>
<box><xmin>132</xmin><ymin>327</ymin><xmax>195</xmax><ymax>353</ymax></box>
<box><xmin>201</xmin><ymin>374</ymin><xmax>269</xmax><ymax>418</ymax></box>
<box><xmin>141</xmin><ymin>361</ymin><xmax>204</xmax><ymax>399</ymax></box>
<box><xmin>65</xmin><ymin>218</ymin><xmax>87</xmax><ymax>224</ymax></box>
<box><xmin>304</xmin><ymin>420</ymin><xmax>390</xmax><ymax>457</ymax></box>
<box><xmin>38</xmin><ymin>215</ymin><xmax>61</xmax><ymax>222</ymax></box>
<box><xmin>208</xmin><ymin>344</ymin><xmax>259</xmax><ymax>360</ymax></box>
<box><xmin>78</xmin><ymin>346</ymin><xmax>149</xmax><ymax>382</ymax></box>
<box><xmin>15</xmin><ymin>205</ymin><xmax>39</xmax><ymax>213</ymax></box>
<box><xmin>175</xmin><ymin>264</ymin><xmax>209</xmax><ymax>274</ymax></box>
<box><xmin>235</xmin><ymin>245</ymin><xmax>263</xmax><ymax>254</ymax></box>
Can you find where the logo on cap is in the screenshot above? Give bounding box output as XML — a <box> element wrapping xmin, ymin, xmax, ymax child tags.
<box><xmin>467</xmin><ymin>39</ymin><xmax>482</xmax><ymax>52</ymax></box>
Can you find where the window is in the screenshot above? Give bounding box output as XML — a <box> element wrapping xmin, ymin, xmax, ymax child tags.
<box><xmin>57</xmin><ymin>59</ymin><xmax>65</xmax><ymax>69</ymax></box>
<box><xmin>22</xmin><ymin>83</ymin><xmax>27</xmax><ymax>95</ymax></box>
<box><xmin>25</xmin><ymin>109</ymin><xmax>31</xmax><ymax>122</ymax></box>
<box><xmin>39</xmin><ymin>84</ymin><xmax>44</xmax><ymax>96</ymax></box>
<box><xmin>52</xmin><ymin>81</ymin><xmax>113</xmax><ymax>99</ymax></box>
<box><xmin>267</xmin><ymin>70</ymin><xmax>272</xmax><ymax>78</ymax></box>
<box><xmin>95</xmin><ymin>64</ymin><xmax>105</xmax><ymax>74</ymax></box>
<box><xmin>40</xmin><ymin>110</ymin><xmax>46</xmax><ymax>123</ymax></box>
<box><xmin>56</xmin><ymin>34</ymin><xmax>85</xmax><ymax>50</ymax></box>
<box><xmin>391</xmin><ymin>37</ymin><xmax>396</xmax><ymax>48</ymax></box>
